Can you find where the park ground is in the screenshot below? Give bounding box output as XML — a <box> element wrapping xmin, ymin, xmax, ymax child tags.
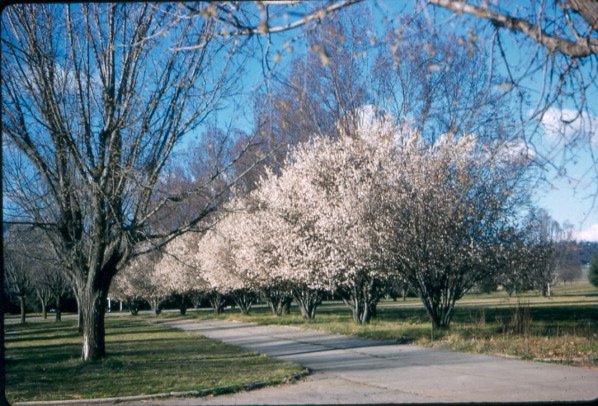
<box><xmin>185</xmin><ymin>280</ymin><xmax>597</xmax><ymax>369</ymax></box>
<box><xmin>4</xmin><ymin>280</ymin><xmax>597</xmax><ymax>403</ymax></box>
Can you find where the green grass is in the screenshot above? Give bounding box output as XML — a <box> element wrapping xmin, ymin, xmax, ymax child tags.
<box><xmin>5</xmin><ymin>318</ymin><xmax>305</xmax><ymax>403</ymax></box>
<box><xmin>183</xmin><ymin>281</ymin><xmax>598</xmax><ymax>367</ymax></box>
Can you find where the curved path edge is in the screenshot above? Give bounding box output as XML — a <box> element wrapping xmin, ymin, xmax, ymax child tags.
<box><xmin>149</xmin><ymin>317</ymin><xmax>598</xmax><ymax>405</ymax></box>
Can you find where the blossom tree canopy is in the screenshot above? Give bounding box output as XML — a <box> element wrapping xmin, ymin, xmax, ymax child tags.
<box><xmin>254</xmin><ymin>110</ymin><xmax>401</xmax><ymax>323</ymax></box>
<box><xmin>389</xmin><ymin>131</ymin><xmax>531</xmax><ymax>329</ymax></box>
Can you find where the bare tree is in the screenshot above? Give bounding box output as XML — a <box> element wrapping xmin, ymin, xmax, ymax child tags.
<box><xmin>551</xmin><ymin>223</ymin><xmax>583</xmax><ymax>284</ymax></box>
<box><xmin>27</xmin><ymin>231</ymin><xmax>72</xmax><ymax>321</ymax></box>
<box><xmin>521</xmin><ymin>208</ymin><xmax>561</xmax><ymax>296</ymax></box>
<box><xmin>236</xmin><ymin>5</ymin><xmax>376</xmax><ymax>191</ymax></box>
<box><xmin>391</xmin><ymin>134</ymin><xmax>531</xmax><ymax>330</ymax></box>
<box><xmin>3</xmin><ymin>228</ymin><xmax>35</xmax><ymax>324</ymax></box>
<box><xmin>374</xmin><ymin>16</ymin><xmax>517</xmax><ymax>144</ymax></box>
<box><xmin>555</xmin><ymin>243</ymin><xmax>582</xmax><ymax>283</ymax></box>
<box><xmin>1</xmin><ymin>3</ymin><xmax>245</xmax><ymax>361</ymax></box>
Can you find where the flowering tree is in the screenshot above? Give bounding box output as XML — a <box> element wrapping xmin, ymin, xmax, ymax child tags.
<box><xmin>110</xmin><ymin>250</ymin><xmax>168</xmax><ymax>315</ymax></box>
<box><xmin>389</xmin><ymin>132</ymin><xmax>530</xmax><ymax>329</ymax></box>
<box><xmin>196</xmin><ymin>209</ymin><xmax>259</xmax><ymax>315</ymax></box>
<box><xmin>253</xmin><ymin>110</ymin><xmax>400</xmax><ymax>323</ymax></box>
<box><xmin>229</xmin><ymin>207</ymin><xmax>294</xmax><ymax>317</ymax></box>
<box><xmin>156</xmin><ymin>233</ymin><xmax>208</xmax><ymax>315</ymax></box>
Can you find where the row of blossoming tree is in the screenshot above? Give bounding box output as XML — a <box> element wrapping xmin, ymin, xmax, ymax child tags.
<box><xmin>112</xmin><ymin>111</ymin><xmax>552</xmax><ymax>329</ymax></box>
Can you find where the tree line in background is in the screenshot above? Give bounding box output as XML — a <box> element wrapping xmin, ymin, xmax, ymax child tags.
<box><xmin>4</xmin><ymin>212</ymin><xmax>591</xmax><ymax>324</ymax></box>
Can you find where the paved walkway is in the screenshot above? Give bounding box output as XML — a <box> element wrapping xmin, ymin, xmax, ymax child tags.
<box><xmin>103</xmin><ymin>318</ymin><xmax>598</xmax><ymax>405</ymax></box>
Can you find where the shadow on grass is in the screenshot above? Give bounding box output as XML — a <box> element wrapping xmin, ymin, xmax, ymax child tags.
<box><xmin>5</xmin><ymin>317</ymin><xmax>304</xmax><ymax>403</ymax></box>
<box><xmin>5</xmin><ymin>331</ymin><xmax>81</xmax><ymax>345</ymax></box>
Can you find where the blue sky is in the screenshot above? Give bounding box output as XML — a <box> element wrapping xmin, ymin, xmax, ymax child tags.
<box><xmin>535</xmin><ymin>108</ymin><xmax>598</xmax><ymax>240</ymax></box>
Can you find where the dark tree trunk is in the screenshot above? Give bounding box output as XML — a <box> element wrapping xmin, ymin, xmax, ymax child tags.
<box><xmin>419</xmin><ymin>293</ymin><xmax>457</xmax><ymax>331</ymax></box>
<box><xmin>337</xmin><ymin>272</ymin><xmax>382</xmax><ymax>324</ymax></box>
<box><xmin>292</xmin><ymin>287</ymin><xmax>322</xmax><ymax>321</ymax></box>
<box><xmin>78</xmin><ymin>311</ymin><xmax>84</xmax><ymax>334</ymax></box>
<box><xmin>81</xmin><ymin>286</ymin><xmax>109</xmax><ymax>361</ymax></box>
<box><xmin>18</xmin><ymin>295</ymin><xmax>26</xmax><ymax>324</ymax></box>
<box><xmin>174</xmin><ymin>293</ymin><xmax>189</xmax><ymax>315</ymax></box>
<box><xmin>55</xmin><ymin>294</ymin><xmax>62</xmax><ymax>322</ymax></box>
<box><xmin>263</xmin><ymin>287</ymin><xmax>292</xmax><ymax>317</ymax></box>
<box><xmin>128</xmin><ymin>300</ymin><xmax>140</xmax><ymax>316</ymax></box>
<box><xmin>231</xmin><ymin>289</ymin><xmax>257</xmax><ymax>315</ymax></box>
<box><xmin>208</xmin><ymin>292</ymin><xmax>226</xmax><ymax>315</ymax></box>
<box><xmin>282</xmin><ymin>297</ymin><xmax>292</xmax><ymax>315</ymax></box>
<box><xmin>407</xmin><ymin>265</ymin><xmax>472</xmax><ymax>331</ymax></box>
<box><xmin>73</xmin><ymin>288</ymin><xmax>84</xmax><ymax>334</ymax></box>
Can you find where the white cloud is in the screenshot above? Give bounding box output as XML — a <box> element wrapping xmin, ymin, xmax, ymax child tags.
<box><xmin>576</xmin><ymin>223</ymin><xmax>598</xmax><ymax>242</ymax></box>
<box><xmin>498</xmin><ymin>140</ymin><xmax>537</xmax><ymax>161</ymax></box>
<box><xmin>540</xmin><ymin>108</ymin><xmax>598</xmax><ymax>145</ymax></box>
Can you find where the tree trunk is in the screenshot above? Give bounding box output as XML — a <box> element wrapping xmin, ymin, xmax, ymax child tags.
<box><xmin>150</xmin><ymin>297</ymin><xmax>163</xmax><ymax>315</ymax></box>
<box><xmin>80</xmin><ymin>287</ymin><xmax>109</xmax><ymax>361</ymax></box>
<box><xmin>18</xmin><ymin>295</ymin><xmax>26</xmax><ymax>324</ymax></box>
<box><xmin>208</xmin><ymin>292</ymin><xmax>226</xmax><ymax>315</ymax></box>
<box><xmin>38</xmin><ymin>293</ymin><xmax>48</xmax><ymax>319</ymax></box>
<box><xmin>421</xmin><ymin>296</ymin><xmax>454</xmax><ymax>331</ymax></box>
<box><xmin>264</xmin><ymin>291</ymin><xmax>292</xmax><ymax>317</ymax></box>
<box><xmin>282</xmin><ymin>297</ymin><xmax>292</xmax><ymax>315</ymax></box>
<box><xmin>292</xmin><ymin>287</ymin><xmax>322</xmax><ymax>321</ymax></box>
<box><xmin>261</xmin><ymin>285</ymin><xmax>292</xmax><ymax>317</ymax></box>
<box><xmin>78</xmin><ymin>311</ymin><xmax>84</xmax><ymax>334</ymax></box>
<box><xmin>73</xmin><ymin>288</ymin><xmax>84</xmax><ymax>334</ymax></box>
<box><xmin>55</xmin><ymin>294</ymin><xmax>62</xmax><ymax>322</ymax></box>
<box><xmin>231</xmin><ymin>289</ymin><xmax>257</xmax><ymax>315</ymax></box>
<box><xmin>337</xmin><ymin>273</ymin><xmax>382</xmax><ymax>324</ymax></box>
<box><xmin>175</xmin><ymin>294</ymin><xmax>189</xmax><ymax>315</ymax></box>
<box><xmin>128</xmin><ymin>300</ymin><xmax>140</xmax><ymax>316</ymax></box>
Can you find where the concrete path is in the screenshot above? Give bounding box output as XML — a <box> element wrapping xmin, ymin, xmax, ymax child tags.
<box><xmin>109</xmin><ymin>318</ymin><xmax>598</xmax><ymax>405</ymax></box>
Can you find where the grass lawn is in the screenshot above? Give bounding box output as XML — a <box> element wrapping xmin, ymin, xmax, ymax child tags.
<box><xmin>184</xmin><ymin>281</ymin><xmax>598</xmax><ymax>368</ymax></box>
<box><xmin>4</xmin><ymin>317</ymin><xmax>305</xmax><ymax>403</ymax></box>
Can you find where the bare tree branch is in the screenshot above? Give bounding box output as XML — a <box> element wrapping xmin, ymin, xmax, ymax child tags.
<box><xmin>427</xmin><ymin>0</ymin><xmax>598</xmax><ymax>57</ymax></box>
